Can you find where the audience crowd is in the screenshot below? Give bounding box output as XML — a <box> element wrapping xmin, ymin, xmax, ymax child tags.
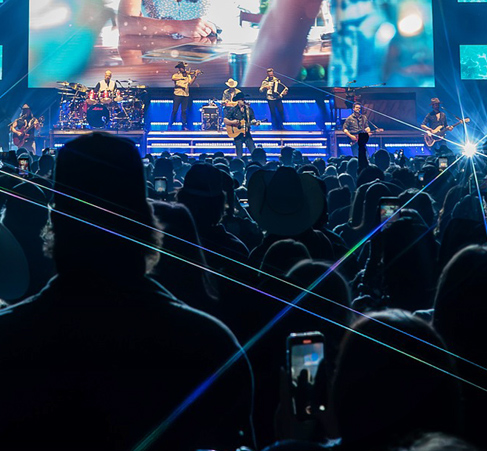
<box><xmin>0</xmin><ymin>133</ymin><xmax>486</xmax><ymax>451</ymax></box>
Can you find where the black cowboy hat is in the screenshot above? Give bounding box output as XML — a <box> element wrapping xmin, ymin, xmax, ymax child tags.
<box><xmin>175</xmin><ymin>61</ymin><xmax>188</xmax><ymax>69</ymax></box>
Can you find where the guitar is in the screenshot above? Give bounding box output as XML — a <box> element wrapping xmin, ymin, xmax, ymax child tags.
<box><xmin>424</xmin><ymin>118</ymin><xmax>470</xmax><ymax>147</ymax></box>
<box><xmin>349</xmin><ymin>128</ymin><xmax>384</xmax><ymax>144</ymax></box>
<box><xmin>226</xmin><ymin>118</ymin><xmax>268</xmax><ymax>139</ymax></box>
<box><xmin>13</xmin><ymin>116</ymin><xmax>44</xmax><ymax>147</ymax></box>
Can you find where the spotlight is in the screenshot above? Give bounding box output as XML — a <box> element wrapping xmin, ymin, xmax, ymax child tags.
<box><xmin>463</xmin><ymin>142</ymin><xmax>477</xmax><ymax>158</ymax></box>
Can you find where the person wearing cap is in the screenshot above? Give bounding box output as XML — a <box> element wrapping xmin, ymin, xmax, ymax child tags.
<box><xmin>169</xmin><ymin>61</ymin><xmax>201</xmax><ymax>131</ymax></box>
<box><xmin>0</xmin><ymin>132</ymin><xmax>254</xmax><ymax>450</ymax></box>
<box><xmin>222</xmin><ymin>78</ymin><xmax>241</xmax><ymax>109</ymax></box>
<box><xmin>10</xmin><ymin>105</ymin><xmax>41</xmax><ymax>155</ymax></box>
<box><xmin>224</xmin><ymin>92</ymin><xmax>260</xmax><ymax>158</ymax></box>
<box><xmin>421</xmin><ymin>98</ymin><xmax>453</xmax><ymax>152</ymax></box>
<box><xmin>259</xmin><ymin>68</ymin><xmax>288</xmax><ymax>130</ymax></box>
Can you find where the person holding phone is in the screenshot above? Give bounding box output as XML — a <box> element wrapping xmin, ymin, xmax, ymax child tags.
<box><xmin>259</xmin><ymin>68</ymin><xmax>288</xmax><ymax>130</ymax></box>
<box><xmin>342</xmin><ymin>102</ymin><xmax>371</xmax><ymax>157</ymax></box>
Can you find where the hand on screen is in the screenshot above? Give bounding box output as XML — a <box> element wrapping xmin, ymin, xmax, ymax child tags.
<box><xmin>174</xmin><ymin>18</ymin><xmax>217</xmax><ymax>38</ymax></box>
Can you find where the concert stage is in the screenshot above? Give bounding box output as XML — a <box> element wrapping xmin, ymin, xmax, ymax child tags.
<box><xmin>48</xmin><ymin>97</ymin><xmax>433</xmax><ymax>159</ymax></box>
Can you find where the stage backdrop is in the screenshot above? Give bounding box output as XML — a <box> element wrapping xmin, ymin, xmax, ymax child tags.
<box><xmin>28</xmin><ymin>0</ymin><xmax>434</xmax><ymax>89</ymax></box>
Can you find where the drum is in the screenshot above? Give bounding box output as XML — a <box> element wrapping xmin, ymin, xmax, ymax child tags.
<box><xmin>114</xmin><ymin>89</ymin><xmax>124</xmax><ymax>102</ymax></box>
<box><xmin>100</xmin><ymin>90</ymin><xmax>113</xmax><ymax>104</ymax></box>
<box><xmin>87</xmin><ymin>104</ymin><xmax>110</xmax><ymax>128</ymax></box>
<box><xmin>86</xmin><ymin>89</ymin><xmax>98</xmax><ymax>105</ymax></box>
<box><xmin>70</xmin><ymin>99</ymin><xmax>87</xmax><ymax>121</ymax></box>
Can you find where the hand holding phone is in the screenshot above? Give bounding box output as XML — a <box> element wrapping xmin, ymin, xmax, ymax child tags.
<box><xmin>18</xmin><ymin>157</ymin><xmax>30</xmax><ymax>178</ymax></box>
<box><xmin>378</xmin><ymin>196</ymin><xmax>401</xmax><ymax>229</ymax></box>
<box><xmin>287</xmin><ymin>331</ymin><xmax>325</xmax><ymax>421</ymax></box>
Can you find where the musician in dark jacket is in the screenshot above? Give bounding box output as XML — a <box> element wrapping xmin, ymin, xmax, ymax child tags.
<box><xmin>10</xmin><ymin>104</ymin><xmax>40</xmax><ymax>155</ymax></box>
<box><xmin>421</xmin><ymin>98</ymin><xmax>453</xmax><ymax>153</ymax></box>
<box><xmin>224</xmin><ymin>92</ymin><xmax>260</xmax><ymax>158</ymax></box>
<box><xmin>259</xmin><ymin>68</ymin><xmax>288</xmax><ymax>130</ymax></box>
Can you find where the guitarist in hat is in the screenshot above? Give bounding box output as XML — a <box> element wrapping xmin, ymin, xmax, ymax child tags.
<box><xmin>11</xmin><ymin>105</ymin><xmax>41</xmax><ymax>155</ymax></box>
<box><xmin>224</xmin><ymin>92</ymin><xmax>260</xmax><ymax>158</ymax></box>
<box><xmin>421</xmin><ymin>98</ymin><xmax>453</xmax><ymax>153</ymax></box>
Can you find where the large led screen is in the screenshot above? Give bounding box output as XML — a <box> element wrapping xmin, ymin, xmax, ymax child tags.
<box><xmin>29</xmin><ymin>0</ymin><xmax>434</xmax><ymax>89</ymax></box>
<box><xmin>460</xmin><ymin>45</ymin><xmax>487</xmax><ymax>79</ymax></box>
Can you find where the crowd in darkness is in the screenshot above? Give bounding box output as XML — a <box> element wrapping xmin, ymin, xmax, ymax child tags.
<box><xmin>0</xmin><ymin>132</ymin><xmax>486</xmax><ymax>451</ymax></box>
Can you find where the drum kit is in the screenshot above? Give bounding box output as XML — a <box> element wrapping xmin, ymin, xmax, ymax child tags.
<box><xmin>55</xmin><ymin>80</ymin><xmax>147</xmax><ymax>130</ymax></box>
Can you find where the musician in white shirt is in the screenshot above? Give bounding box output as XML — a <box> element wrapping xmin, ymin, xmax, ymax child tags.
<box><xmin>259</xmin><ymin>68</ymin><xmax>288</xmax><ymax>130</ymax></box>
<box><xmin>95</xmin><ymin>70</ymin><xmax>116</xmax><ymax>94</ymax></box>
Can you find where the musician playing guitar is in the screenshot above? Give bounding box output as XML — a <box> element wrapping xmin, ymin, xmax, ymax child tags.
<box><xmin>11</xmin><ymin>105</ymin><xmax>41</xmax><ymax>155</ymax></box>
<box><xmin>224</xmin><ymin>92</ymin><xmax>260</xmax><ymax>158</ymax></box>
<box><xmin>421</xmin><ymin>98</ymin><xmax>453</xmax><ymax>153</ymax></box>
<box><xmin>343</xmin><ymin>102</ymin><xmax>371</xmax><ymax>157</ymax></box>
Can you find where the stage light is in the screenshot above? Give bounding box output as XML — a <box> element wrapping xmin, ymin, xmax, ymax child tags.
<box><xmin>398</xmin><ymin>13</ymin><xmax>424</xmax><ymax>37</ymax></box>
<box><xmin>376</xmin><ymin>23</ymin><xmax>396</xmax><ymax>45</ymax></box>
<box><xmin>463</xmin><ymin>141</ymin><xmax>478</xmax><ymax>157</ymax></box>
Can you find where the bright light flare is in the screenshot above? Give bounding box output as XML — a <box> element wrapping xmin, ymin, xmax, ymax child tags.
<box><xmin>463</xmin><ymin>141</ymin><xmax>478</xmax><ymax>158</ymax></box>
<box><xmin>398</xmin><ymin>13</ymin><xmax>424</xmax><ymax>37</ymax></box>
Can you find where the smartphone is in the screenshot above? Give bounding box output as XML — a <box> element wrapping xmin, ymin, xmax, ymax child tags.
<box><xmin>142</xmin><ymin>157</ymin><xmax>150</xmax><ymax>167</ymax></box>
<box><xmin>418</xmin><ymin>171</ymin><xmax>425</xmax><ymax>183</ymax></box>
<box><xmin>239</xmin><ymin>198</ymin><xmax>249</xmax><ymax>208</ymax></box>
<box><xmin>18</xmin><ymin>157</ymin><xmax>30</xmax><ymax>177</ymax></box>
<box><xmin>379</xmin><ymin>197</ymin><xmax>401</xmax><ymax>228</ymax></box>
<box><xmin>438</xmin><ymin>157</ymin><xmax>448</xmax><ymax>172</ymax></box>
<box><xmin>286</xmin><ymin>331</ymin><xmax>325</xmax><ymax>421</ymax></box>
<box><xmin>154</xmin><ymin>177</ymin><xmax>168</xmax><ymax>194</ymax></box>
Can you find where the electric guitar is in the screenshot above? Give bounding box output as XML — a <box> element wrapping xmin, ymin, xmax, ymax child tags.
<box><xmin>349</xmin><ymin>128</ymin><xmax>384</xmax><ymax>144</ymax></box>
<box><xmin>424</xmin><ymin>118</ymin><xmax>470</xmax><ymax>147</ymax></box>
<box><xmin>226</xmin><ymin>118</ymin><xmax>268</xmax><ymax>138</ymax></box>
<box><xmin>13</xmin><ymin>116</ymin><xmax>44</xmax><ymax>147</ymax></box>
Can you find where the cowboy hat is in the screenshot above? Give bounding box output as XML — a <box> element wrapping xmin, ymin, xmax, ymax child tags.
<box><xmin>175</xmin><ymin>61</ymin><xmax>188</xmax><ymax>69</ymax></box>
<box><xmin>233</xmin><ymin>92</ymin><xmax>246</xmax><ymax>101</ymax></box>
<box><xmin>248</xmin><ymin>167</ymin><xmax>324</xmax><ymax>236</ymax></box>
<box><xmin>225</xmin><ymin>78</ymin><xmax>238</xmax><ymax>88</ymax></box>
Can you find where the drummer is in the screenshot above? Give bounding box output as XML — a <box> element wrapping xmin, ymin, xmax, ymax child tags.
<box><xmin>95</xmin><ymin>70</ymin><xmax>116</xmax><ymax>96</ymax></box>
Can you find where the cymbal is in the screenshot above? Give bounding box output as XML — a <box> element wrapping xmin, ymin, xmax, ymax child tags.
<box><xmin>134</xmin><ymin>85</ymin><xmax>147</xmax><ymax>89</ymax></box>
<box><xmin>57</xmin><ymin>81</ymin><xmax>70</xmax><ymax>87</ymax></box>
<box><xmin>119</xmin><ymin>79</ymin><xmax>139</xmax><ymax>83</ymax></box>
<box><xmin>58</xmin><ymin>91</ymin><xmax>75</xmax><ymax>96</ymax></box>
<box><xmin>58</xmin><ymin>88</ymin><xmax>74</xmax><ymax>93</ymax></box>
<box><xmin>69</xmin><ymin>82</ymin><xmax>88</xmax><ymax>92</ymax></box>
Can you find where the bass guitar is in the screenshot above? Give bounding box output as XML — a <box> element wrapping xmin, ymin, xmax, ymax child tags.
<box><xmin>226</xmin><ymin>118</ymin><xmax>267</xmax><ymax>139</ymax></box>
<box><xmin>13</xmin><ymin>116</ymin><xmax>44</xmax><ymax>148</ymax></box>
<box><xmin>424</xmin><ymin>118</ymin><xmax>470</xmax><ymax>147</ymax></box>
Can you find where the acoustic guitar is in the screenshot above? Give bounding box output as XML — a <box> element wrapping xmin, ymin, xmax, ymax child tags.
<box><xmin>13</xmin><ymin>116</ymin><xmax>44</xmax><ymax>148</ymax></box>
<box><xmin>349</xmin><ymin>128</ymin><xmax>384</xmax><ymax>144</ymax></box>
<box><xmin>226</xmin><ymin>118</ymin><xmax>267</xmax><ymax>139</ymax></box>
<box><xmin>424</xmin><ymin>118</ymin><xmax>470</xmax><ymax>147</ymax></box>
